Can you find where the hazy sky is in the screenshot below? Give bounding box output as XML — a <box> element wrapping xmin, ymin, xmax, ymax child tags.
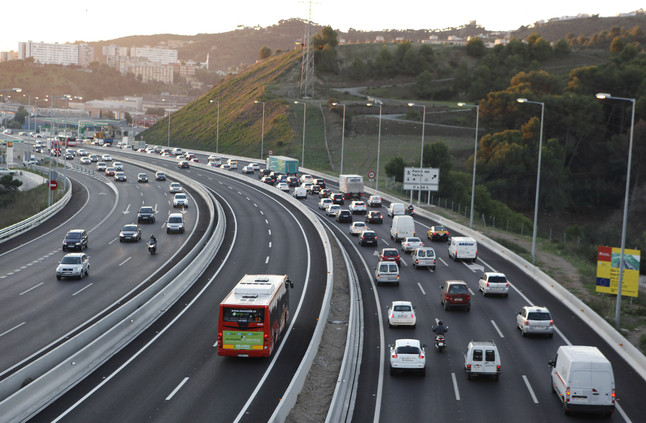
<box><xmin>2</xmin><ymin>1</ymin><xmax>643</xmax><ymax>52</ymax></box>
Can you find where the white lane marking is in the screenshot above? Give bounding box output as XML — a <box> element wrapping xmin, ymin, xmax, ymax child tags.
<box><xmin>166</xmin><ymin>377</ymin><xmax>189</xmax><ymax>401</ymax></box>
<box><xmin>72</xmin><ymin>283</ymin><xmax>93</xmax><ymax>296</ymax></box>
<box><xmin>20</xmin><ymin>282</ymin><xmax>44</xmax><ymax>295</ymax></box>
<box><xmin>213</xmin><ymin>340</ymin><xmax>218</xmax><ymax>348</ymax></box>
<box><xmin>246</xmin><ymin>196</ymin><xmax>250</xmax><ymax>200</ymax></box>
<box><xmin>417</xmin><ymin>283</ymin><xmax>426</xmax><ymax>295</ymax></box>
<box><xmin>108</xmin><ymin>238</ymin><xmax>118</xmax><ymax>245</ymax></box>
<box><xmin>0</xmin><ymin>322</ymin><xmax>26</xmax><ymax>337</ymax></box>
<box><xmin>265</xmin><ymin>256</ymin><xmax>270</xmax><ymax>264</ymax></box>
<box><xmin>399</xmin><ymin>259</ymin><xmax>407</xmax><ymax>267</ymax></box>
<box><xmin>490</xmin><ymin>320</ymin><xmax>504</xmax><ymax>338</ymax></box>
<box><xmin>438</xmin><ymin>257</ymin><xmax>449</xmax><ymax>267</ymax></box>
<box><xmin>237</xmin><ymin>191</ymin><xmax>242</xmax><ymax>195</ymax></box>
<box><xmin>522</xmin><ymin>375</ymin><xmax>539</xmax><ymax>403</ymax></box>
<box><xmin>260</xmin><ymin>210</ymin><xmax>264</xmax><ymax>215</ymax></box>
<box><xmin>382</xmin><ymin>239</ymin><xmax>390</xmax><ymax>246</ymax></box>
<box><xmin>451</xmin><ymin>372</ymin><xmax>461</xmax><ymax>400</ymax></box>
<box><xmin>468</xmin><ymin>288</ymin><xmax>475</xmax><ymax>296</ymax></box>
<box><xmin>268</xmin><ymin>229</ymin><xmax>271</xmax><ymax>236</ymax></box>
<box><xmin>269</xmin><ymin>242</ymin><xmax>272</xmax><ymax>248</ymax></box>
<box><xmin>462</xmin><ymin>261</ymin><xmax>484</xmax><ymax>272</ymax></box>
<box><xmin>254</xmin><ymin>203</ymin><xmax>258</xmax><ymax>207</ymax></box>
<box><xmin>265</xmin><ymin>219</ymin><xmax>269</xmax><ymax>224</ymax></box>
<box><xmin>119</xmin><ymin>257</ymin><xmax>132</xmax><ymax>266</ymax></box>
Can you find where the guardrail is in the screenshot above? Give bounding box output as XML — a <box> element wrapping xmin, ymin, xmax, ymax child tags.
<box><xmin>0</xmin><ymin>170</ymin><xmax>71</xmax><ymax>243</ymax></box>
<box><xmin>0</xmin><ymin>161</ymin><xmax>222</xmax><ymax>422</ymax></box>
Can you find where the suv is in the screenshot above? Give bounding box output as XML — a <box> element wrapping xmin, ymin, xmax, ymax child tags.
<box><xmin>336</xmin><ymin>210</ymin><xmax>353</xmax><ymax>223</ymax></box>
<box><xmin>313</xmin><ymin>178</ymin><xmax>326</xmax><ymax>189</ymax></box>
<box><xmin>167</xmin><ymin>212</ymin><xmax>185</xmax><ymax>233</ymax></box>
<box><xmin>359</xmin><ymin>230</ymin><xmax>378</xmax><ymax>247</ymax></box>
<box><xmin>440</xmin><ymin>280</ymin><xmax>471</xmax><ymax>311</ymax></box>
<box><xmin>62</xmin><ymin>229</ymin><xmax>88</xmax><ymax>251</ymax></box>
<box><xmin>349</xmin><ymin>201</ymin><xmax>367</xmax><ymax>214</ymax></box>
<box><xmin>330</xmin><ymin>193</ymin><xmax>344</xmax><ymax>205</ymax></box>
<box><xmin>516</xmin><ymin>306</ymin><xmax>553</xmax><ymax>337</ymax></box>
<box><xmin>173</xmin><ymin>193</ymin><xmax>189</xmax><ymax>208</ymax></box>
<box><xmin>137</xmin><ymin>206</ymin><xmax>156</xmax><ymax>223</ymax></box>
<box><xmin>56</xmin><ymin>253</ymin><xmax>90</xmax><ymax>280</ymax></box>
<box><xmin>478</xmin><ymin>272</ymin><xmax>510</xmax><ymax>297</ymax></box>
<box><xmin>169</xmin><ymin>182</ymin><xmax>182</xmax><ymax>193</ymax></box>
<box><xmin>365</xmin><ymin>211</ymin><xmax>383</xmax><ymax>224</ymax></box>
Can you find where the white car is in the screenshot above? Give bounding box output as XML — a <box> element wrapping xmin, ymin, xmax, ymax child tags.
<box><xmin>349</xmin><ymin>201</ymin><xmax>367</xmax><ymax>214</ymax></box>
<box><xmin>367</xmin><ymin>195</ymin><xmax>382</xmax><ymax>207</ymax></box>
<box><xmin>349</xmin><ymin>221</ymin><xmax>369</xmax><ymax>235</ymax></box>
<box><xmin>228</xmin><ymin>160</ymin><xmax>238</xmax><ymax>170</ymax></box>
<box><xmin>114</xmin><ymin>171</ymin><xmax>127</xmax><ymax>182</ymax></box>
<box><xmin>79</xmin><ymin>157</ymin><xmax>91</xmax><ymax>165</ymax></box>
<box><xmin>326</xmin><ymin>204</ymin><xmax>341</xmax><ymax>217</ymax></box>
<box><xmin>169</xmin><ymin>182</ymin><xmax>182</xmax><ymax>193</ymax></box>
<box><xmin>249</xmin><ymin>162</ymin><xmax>260</xmax><ymax>171</ymax></box>
<box><xmin>96</xmin><ymin>162</ymin><xmax>107</xmax><ymax>171</ymax></box>
<box><xmin>516</xmin><ymin>306</ymin><xmax>553</xmax><ymax>337</ymax></box>
<box><xmin>101</xmin><ymin>154</ymin><xmax>112</xmax><ymax>162</ymax></box>
<box><xmin>401</xmin><ymin>237</ymin><xmax>423</xmax><ymax>253</ymax></box>
<box><xmin>319</xmin><ymin>198</ymin><xmax>333</xmax><ymax>210</ymax></box>
<box><xmin>387</xmin><ymin>301</ymin><xmax>416</xmax><ymax>327</ymax></box>
<box><xmin>276</xmin><ymin>182</ymin><xmax>290</xmax><ymax>192</ymax></box>
<box><xmin>389</xmin><ymin>339</ymin><xmax>426</xmax><ymax>375</ymax></box>
<box><xmin>242</xmin><ymin>165</ymin><xmax>254</xmax><ymax>174</ymax></box>
<box><xmin>113</xmin><ymin>162</ymin><xmax>124</xmax><ymax>170</ymax></box>
<box><xmin>173</xmin><ymin>193</ymin><xmax>189</xmax><ymax>208</ymax></box>
<box><xmin>301</xmin><ymin>182</ymin><xmax>313</xmax><ymax>192</ymax></box>
<box><xmin>478</xmin><ymin>272</ymin><xmax>510</xmax><ymax>297</ymax></box>
<box><xmin>56</xmin><ymin>253</ymin><xmax>90</xmax><ymax>280</ymax></box>
<box><xmin>77</xmin><ymin>149</ymin><xmax>88</xmax><ymax>156</ymax></box>
<box><xmin>300</xmin><ymin>174</ymin><xmax>313</xmax><ymax>184</ymax></box>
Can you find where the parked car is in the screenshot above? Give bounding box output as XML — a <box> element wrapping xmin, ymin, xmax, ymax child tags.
<box><xmin>358</xmin><ymin>230</ymin><xmax>378</xmax><ymax>247</ymax></box>
<box><xmin>389</xmin><ymin>339</ymin><xmax>426</xmax><ymax>375</ymax></box>
<box><xmin>119</xmin><ymin>224</ymin><xmax>142</xmax><ymax>242</ymax></box>
<box><xmin>387</xmin><ymin>301</ymin><xmax>416</xmax><ymax>327</ymax></box>
<box><xmin>365</xmin><ymin>211</ymin><xmax>383</xmax><ymax>224</ymax></box>
<box><xmin>516</xmin><ymin>306</ymin><xmax>553</xmax><ymax>337</ymax></box>
<box><xmin>56</xmin><ymin>253</ymin><xmax>90</xmax><ymax>280</ymax></box>
<box><xmin>349</xmin><ymin>221</ymin><xmax>369</xmax><ymax>235</ymax></box>
<box><xmin>478</xmin><ymin>272</ymin><xmax>510</xmax><ymax>297</ymax></box>
<box><xmin>62</xmin><ymin>229</ymin><xmax>88</xmax><ymax>251</ymax></box>
<box><xmin>440</xmin><ymin>280</ymin><xmax>471</xmax><ymax>311</ymax></box>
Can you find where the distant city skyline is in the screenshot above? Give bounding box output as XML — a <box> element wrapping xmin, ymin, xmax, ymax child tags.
<box><xmin>2</xmin><ymin>1</ymin><xmax>644</xmax><ymax>52</ymax></box>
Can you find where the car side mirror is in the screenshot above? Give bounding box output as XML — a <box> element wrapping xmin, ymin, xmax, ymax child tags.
<box><xmin>548</xmin><ymin>359</ymin><xmax>555</xmax><ymax>367</ymax></box>
<box><xmin>387</xmin><ymin>344</ymin><xmax>393</xmax><ymax>348</ymax></box>
<box><xmin>422</xmin><ymin>344</ymin><xmax>427</xmax><ymax>349</ymax></box>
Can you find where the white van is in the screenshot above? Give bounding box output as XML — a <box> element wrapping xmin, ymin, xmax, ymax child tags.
<box><xmin>375</xmin><ymin>261</ymin><xmax>400</xmax><ymax>286</ymax></box>
<box><xmin>548</xmin><ymin>346</ymin><xmax>615</xmax><ymax>416</ymax></box>
<box><xmin>412</xmin><ymin>247</ymin><xmax>436</xmax><ymax>270</ymax></box>
<box><xmin>390</xmin><ymin>215</ymin><xmax>415</xmax><ymax>243</ymax></box>
<box><xmin>166</xmin><ymin>213</ymin><xmax>185</xmax><ymax>234</ymax></box>
<box><xmin>464</xmin><ymin>340</ymin><xmax>501</xmax><ymax>380</ymax></box>
<box><xmin>292</xmin><ymin>186</ymin><xmax>307</xmax><ymax>199</ymax></box>
<box><xmin>172</xmin><ymin>147</ymin><xmax>183</xmax><ymax>156</ymax></box>
<box><xmin>387</xmin><ymin>202</ymin><xmax>406</xmax><ymax>217</ymax></box>
<box><xmin>448</xmin><ymin>236</ymin><xmax>477</xmax><ymax>262</ymax></box>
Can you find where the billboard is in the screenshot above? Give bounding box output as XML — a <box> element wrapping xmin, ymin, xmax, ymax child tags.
<box><xmin>596</xmin><ymin>246</ymin><xmax>640</xmax><ymax>297</ymax></box>
<box><xmin>221</xmin><ymin>330</ymin><xmax>264</xmax><ymax>351</ymax></box>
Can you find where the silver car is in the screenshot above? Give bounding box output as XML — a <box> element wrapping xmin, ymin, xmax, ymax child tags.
<box><xmin>401</xmin><ymin>237</ymin><xmax>423</xmax><ymax>254</ymax></box>
<box><xmin>56</xmin><ymin>253</ymin><xmax>90</xmax><ymax>280</ymax></box>
<box><xmin>517</xmin><ymin>306</ymin><xmax>553</xmax><ymax>337</ymax></box>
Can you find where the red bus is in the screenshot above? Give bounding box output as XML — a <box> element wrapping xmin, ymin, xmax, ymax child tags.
<box><xmin>217</xmin><ymin>274</ymin><xmax>292</xmax><ymax>357</ymax></box>
<box><xmin>57</xmin><ymin>135</ymin><xmax>77</xmax><ymax>147</ymax></box>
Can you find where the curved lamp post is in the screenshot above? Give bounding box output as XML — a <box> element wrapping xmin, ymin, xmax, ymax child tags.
<box><xmin>331</xmin><ymin>102</ymin><xmax>346</xmax><ymax>174</ymax></box>
<box><xmin>294</xmin><ymin>101</ymin><xmax>307</xmax><ymax>168</ymax></box>
<box><xmin>408</xmin><ymin>103</ymin><xmax>426</xmax><ymax>205</ymax></box>
<box><xmin>254</xmin><ymin>100</ymin><xmax>265</xmax><ymax>160</ymax></box>
<box><xmin>210</xmin><ymin>99</ymin><xmax>220</xmax><ymax>154</ymax></box>
<box><xmin>596</xmin><ymin>92</ymin><xmax>636</xmax><ymax>330</ymax></box>
<box><xmin>458</xmin><ymin>102</ymin><xmax>480</xmax><ymax>229</ymax></box>
<box><xmin>367</xmin><ymin>102</ymin><xmax>383</xmax><ymax>188</ymax></box>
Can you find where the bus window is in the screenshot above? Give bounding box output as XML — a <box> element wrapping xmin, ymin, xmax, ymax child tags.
<box><xmin>223</xmin><ymin>307</ymin><xmax>265</xmax><ymax>323</ymax></box>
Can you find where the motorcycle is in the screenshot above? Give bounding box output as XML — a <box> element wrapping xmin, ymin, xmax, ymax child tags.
<box><xmin>434</xmin><ymin>334</ymin><xmax>446</xmax><ymax>352</ymax></box>
<box><xmin>148</xmin><ymin>238</ymin><xmax>157</xmax><ymax>255</ymax></box>
<box><xmin>405</xmin><ymin>206</ymin><xmax>415</xmax><ymax>216</ymax></box>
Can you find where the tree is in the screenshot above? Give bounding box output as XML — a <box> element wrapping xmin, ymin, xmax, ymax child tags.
<box><xmin>466</xmin><ymin>37</ymin><xmax>486</xmax><ymax>58</ymax></box>
<box><xmin>146</xmin><ymin>107</ymin><xmax>166</xmax><ymax>116</ymax></box>
<box><xmin>259</xmin><ymin>46</ymin><xmax>272</xmax><ymax>60</ymax></box>
<box><xmin>124</xmin><ymin>112</ymin><xmax>133</xmax><ymax>125</ymax></box>
<box><xmin>385</xmin><ymin>156</ymin><xmax>406</xmax><ymax>182</ymax></box>
<box><xmin>609</xmin><ymin>36</ymin><xmax>625</xmax><ymax>53</ymax></box>
<box><xmin>414</xmin><ymin>70</ymin><xmax>434</xmax><ymax>98</ymax></box>
<box><xmin>0</xmin><ymin>175</ymin><xmax>22</xmax><ymax>193</ymax></box>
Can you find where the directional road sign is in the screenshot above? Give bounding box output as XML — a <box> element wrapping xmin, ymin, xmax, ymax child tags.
<box><xmin>403</xmin><ymin>167</ymin><xmax>439</xmax><ymax>191</ymax></box>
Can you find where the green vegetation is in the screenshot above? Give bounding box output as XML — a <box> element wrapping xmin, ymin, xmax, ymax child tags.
<box><xmin>0</xmin><ymin>179</ymin><xmax>65</xmax><ymax>229</ymax></box>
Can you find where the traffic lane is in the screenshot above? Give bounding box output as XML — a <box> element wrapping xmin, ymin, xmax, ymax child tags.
<box><xmin>36</xmin><ymin>172</ymin><xmax>326</xmax><ymax>422</ymax></box>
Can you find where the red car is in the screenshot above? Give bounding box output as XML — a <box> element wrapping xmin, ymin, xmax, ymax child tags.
<box><xmin>380</xmin><ymin>248</ymin><xmax>401</xmax><ymax>265</ymax></box>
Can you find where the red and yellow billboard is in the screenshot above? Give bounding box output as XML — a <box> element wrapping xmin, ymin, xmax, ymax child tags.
<box><xmin>596</xmin><ymin>246</ymin><xmax>640</xmax><ymax>297</ymax></box>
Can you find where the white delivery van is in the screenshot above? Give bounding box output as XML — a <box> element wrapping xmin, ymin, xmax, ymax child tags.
<box><xmin>390</xmin><ymin>215</ymin><xmax>415</xmax><ymax>243</ymax></box>
<box><xmin>375</xmin><ymin>261</ymin><xmax>400</xmax><ymax>286</ymax></box>
<box><xmin>548</xmin><ymin>346</ymin><xmax>615</xmax><ymax>416</ymax></box>
<box><xmin>448</xmin><ymin>236</ymin><xmax>478</xmax><ymax>262</ymax></box>
<box><xmin>387</xmin><ymin>202</ymin><xmax>406</xmax><ymax>217</ymax></box>
<box><xmin>292</xmin><ymin>186</ymin><xmax>307</xmax><ymax>199</ymax></box>
<box><xmin>464</xmin><ymin>340</ymin><xmax>501</xmax><ymax>380</ymax></box>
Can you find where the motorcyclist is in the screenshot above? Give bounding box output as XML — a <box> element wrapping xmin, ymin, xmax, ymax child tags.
<box><xmin>149</xmin><ymin>234</ymin><xmax>157</xmax><ymax>245</ymax></box>
<box><xmin>432</xmin><ymin>320</ymin><xmax>448</xmax><ymax>336</ymax></box>
<box><xmin>407</xmin><ymin>204</ymin><xmax>414</xmax><ymax>215</ymax></box>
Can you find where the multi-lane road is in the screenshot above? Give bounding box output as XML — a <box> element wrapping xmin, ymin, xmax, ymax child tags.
<box><xmin>2</xmin><ymin>139</ymin><xmax>645</xmax><ymax>422</ymax></box>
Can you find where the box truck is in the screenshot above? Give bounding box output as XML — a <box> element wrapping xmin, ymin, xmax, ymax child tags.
<box><xmin>338</xmin><ymin>174</ymin><xmax>364</xmax><ymax>199</ymax></box>
<box><xmin>267</xmin><ymin>155</ymin><xmax>299</xmax><ymax>175</ymax></box>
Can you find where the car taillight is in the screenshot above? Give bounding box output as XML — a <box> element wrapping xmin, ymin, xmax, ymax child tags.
<box><xmin>466</xmin><ymin>364</ymin><xmax>471</xmax><ymax>370</ymax></box>
<box><xmin>612</xmin><ymin>389</ymin><xmax>615</xmax><ymax>401</ymax></box>
<box><xmin>415</xmin><ymin>260</ymin><xmax>419</xmax><ymax>264</ymax></box>
<box><xmin>486</xmin><ymin>282</ymin><xmax>490</xmax><ymax>287</ymax></box>
<box><xmin>496</xmin><ymin>365</ymin><xmax>501</xmax><ymax>372</ymax></box>
<box><xmin>392</xmin><ymin>353</ymin><xmax>397</xmax><ymax>358</ymax></box>
<box><xmin>391</xmin><ymin>313</ymin><xmax>395</xmax><ymax>318</ymax></box>
<box><xmin>467</xmin><ymin>295</ymin><xmax>471</xmax><ymax>300</ymax></box>
<box><xmin>419</xmin><ymin>353</ymin><xmax>425</xmax><ymax>359</ymax></box>
<box><xmin>565</xmin><ymin>388</ymin><xmax>570</xmax><ymax>402</ymax></box>
<box><xmin>524</xmin><ymin>320</ymin><xmax>529</xmax><ymax>326</ymax></box>
<box><xmin>396</xmin><ymin>275</ymin><xmax>400</xmax><ymax>279</ymax></box>
<box><xmin>549</xmin><ymin>320</ymin><xmax>553</xmax><ymax>326</ymax></box>
<box><xmin>433</xmin><ymin>259</ymin><xmax>437</xmax><ymax>264</ymax></box>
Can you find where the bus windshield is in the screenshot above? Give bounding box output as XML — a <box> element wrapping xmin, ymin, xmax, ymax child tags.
<box><xmin>223</xmin><ymin>307</ymin><xmax>265</xmax><ymax>323</ymax></box>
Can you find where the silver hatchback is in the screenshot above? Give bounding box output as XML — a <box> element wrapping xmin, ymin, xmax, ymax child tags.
<box><xmin>517</xmin><ymin>306</ymin><xmax>553</xmax><ymax>337</ymax></box>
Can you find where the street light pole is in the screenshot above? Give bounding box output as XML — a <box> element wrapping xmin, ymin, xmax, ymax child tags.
<box><xmin>367</xmin><ymin>103</ymin><xmax>383</xmax><ymax>188</ymax></box>
<box><xmin>458</xmin><ymin>102</ymin><xmax>480</xmax><ymax>229</ymax></box>
<box><xmin>408</xmin><ymin>103</ymin><xmax>426</xmax><ymax>205</ymax></box>
<box><xmin>210</xmin><ymin>99</ymin><xmax>220</xmax><ymax>153</ymax></box>
<box><xmin>255</xmin><ymin>101</ymin><xmax>265</xmax><ymax>160</ymax></box>
<box><xmin>516</xmin><ymin>98</ymin><xmax>545</xmax><ymax>265</ymax></box>
<box><xmin>294</xmin><ymin>101</ymin><xmax>307</xmax><ymax>168</ymax></box>
<box><xmin>596</xmin><ymin>93</ymin><xmax>636</xmax><ymax>330</ymax></box>
<box><xmin>332</xmin><ymin>102</ymin><xmax>346</xmax><ymax>174</ymax></box>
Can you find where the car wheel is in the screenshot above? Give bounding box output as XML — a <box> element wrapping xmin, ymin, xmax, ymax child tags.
<box><xmin>548</xmin><ymin>333</ymin><xmax>553</xmax><ymax>338</ymax></box>
<box><xmin>181</xmin><ymin>228</ymin><xmax>185</xmax><ymax>234</ymax></box>
<box><xmin>493</xmin><ymin>374</ymin><xmax>499</xmax><ymax>381</ymax></box>
<box><xmin>466</xmin><ymin>305</ymin><xmax>471</xmax><ymax>311</ymax></box>
<box><xmin>431</xmin><ymin>266</ymin><xmax>436</xmax><ymax>271</ymax></box>
<box><xmin>79</xmin><ymin>270</ymin><xmax>83</xmax><ymax>279</ymax></box>
<box><xmin>420</xmin><ymin>368</ymin><xmax>426</xmax><ymax>376</ymax></box>
<box><xmin>482</xmin><ymin>289</ymin><xmax>487</xmax><ymax>297</ymax></box>
<box><xmin>119</xmin><ymin>239</ymin><xmax>123</xmax><ymax>243</ymax></box>
<box><xmin>56</xmin><ymin>275</ymin><xmax>61</xmax><ymax>280</ymax></box>
<box><xmin>521</xmin><ymin>330</ymin><xmax>526</xmax><ymax>337</ymax></box>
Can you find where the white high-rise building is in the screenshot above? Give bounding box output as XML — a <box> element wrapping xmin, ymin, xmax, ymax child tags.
<box><xmin>133</xmin><ymin>47</ymin><xmax>178</xmax><ymax>65</ymax></box>
<box><xmin>17</xmin><ymin>41</ymin><xmax>94</xmax><ymax>67</ymax></box>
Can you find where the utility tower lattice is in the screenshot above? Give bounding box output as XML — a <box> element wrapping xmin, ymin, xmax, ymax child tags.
<box><xmin>299</xmin><ymin>0</ymin><xmax>315</xmax><ymax>98</ymax></box>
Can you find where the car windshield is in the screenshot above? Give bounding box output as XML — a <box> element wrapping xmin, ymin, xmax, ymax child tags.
<box><xmin>61</xmin><ymin>256</ymin><xmax>81</xmax><ymax>264</ymax></box>
<box><xmin>175</xmin><ymin>194</ymin><xmax>186</xmax><ymax>199</ymax></box>
<box><xmin>140</xmin><ymin>208</ymin><xmax>153</xmax><ymax>213</ymax></box>
<box><xmin>383</xmin><ymin>250</ymin><xmax>397</xmax><ymax>257</ymax></box>
<box><xmin>408</xmin><ymin>238</ymin><xmax>421</xmax><ymax>243</ymax></box>
<box><xmin>169</xmin><ymin>217</ymin><xmax>182</xmax><ymax>223</ymax></box>
<box><xmin>363</xmin><ymin>232</ymin><xmax>375</xmax><ymax>237</ymax></box>
<box><xmin>396</xmin><ymin>346</ymin><xmax>420</xmax><ymax>355</ymax></box>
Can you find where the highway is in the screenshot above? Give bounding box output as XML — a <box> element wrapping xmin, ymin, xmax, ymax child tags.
<box><xmin>2</xmin><ymin>140</ymin><xmax>645</xmax><ymax>422</ymax></box>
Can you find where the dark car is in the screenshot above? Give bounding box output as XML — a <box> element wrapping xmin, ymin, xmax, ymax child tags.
<box><xmin>336</xmin><ymin>210</ymin><xmax>352</xmax><ymax>223</ymax></box>
<box><xmin>319</xmin><ymin>188</ymin><xmax>332</xmax><ymax>198</ymax></box>
<box><xmin>380</xmin><ymin>248</ymin><xmax>401</xmax><ymax>265</ymax></box>
<box><xmin>286</xmin><ymin>176</ymin><xmax>300</xmax><ymax>187</ymax></box>
<box><xmin>359</xmin><ymin>230</ymin><xmax>378</xmax><ymax>246</ymax></box>
<box><xmin>62</xmin><ymin>229</ymin><xmax>88</xmax><ymax>251</ymax></box>
<box><xmin>313</xmin><ymin>178</ymin><xmax>326</xmax><ymax>189</ymax></box>
<box><xmin>365</xmin><ymin>210</ymin><xmax>384</xmax><ymax>224</ymax></box>
<box><xmin>440</xmin><ymin>280</ymin><xmax>471</xmax><ymax>311</ymax></box>
<box><xmin>119</xmin><ymin>224</ymin><xmax>142</xmax><ymax>242</ymax></box>
<box><xmin>261</xmin><ymin>176</ymin><xmax>275</xmax><ymax>186</ymax></box>
<box><xmin>137</xmin><ymin>206</ymin><xmax>156</xmax><ymax>223</ymax></box>
<box><xmin>155</xmin><ymin>171</ymin><xmax>166</xmax><ymax>181</ymax></box>
<box><xmin>309</xmin><ymin>184</ymin><xmax>321</xmax><ymax>194</ymax></box>
<box><xmin>259</xmin><ymin>169</ymin><xmax>272</xmax><ymax>179</ymax></box>
<box><xmin>330</xmin><ymin>193</ymin><xmax>344</xmax><ymax>205</ymax></box>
